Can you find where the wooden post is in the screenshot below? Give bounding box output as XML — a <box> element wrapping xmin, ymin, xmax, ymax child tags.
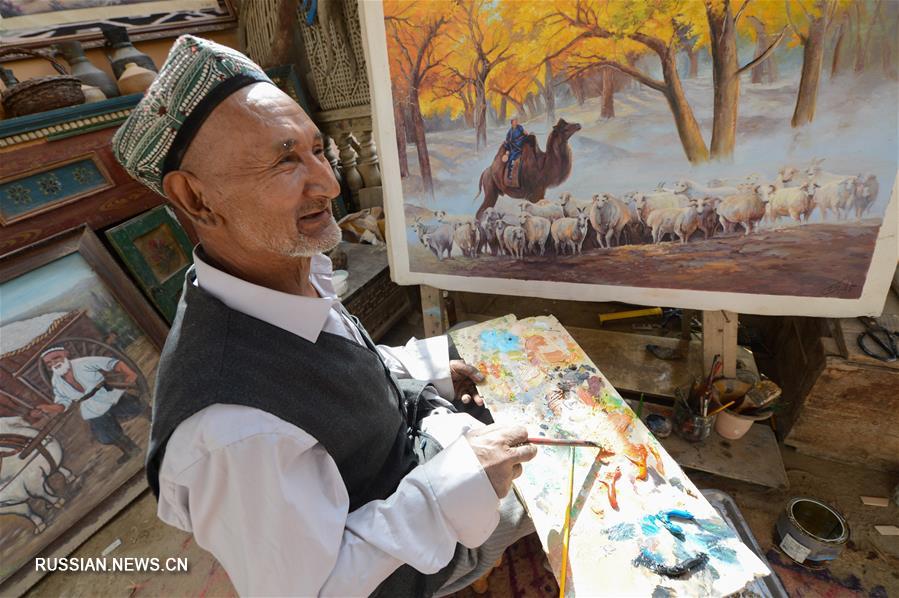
<box><xmin>420</xmin><ymin>285</ymin><xmax>446</xmax><ymax>337</ymax></box>
<box><xmin>702</xmin><ymin>310</ymin><xmax>738</xmax><ymax>378</ymax></box>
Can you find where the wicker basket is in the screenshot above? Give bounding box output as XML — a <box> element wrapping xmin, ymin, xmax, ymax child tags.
<box><xmin>0</xmin><ymin>48</ymin><xmax>84</xmax><ymax>118</ymax></box>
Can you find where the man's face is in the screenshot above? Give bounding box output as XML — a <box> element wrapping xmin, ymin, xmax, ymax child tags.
<box><xmin>511</xmin><ymin>119</ymin><xmax>518</xmax><ymax>127</ymax></box>
<box><xmin>43</xmin><ymin>352</ymin><xmax>70</xmax><ymax>375</ymax></box>
<box><xmin>180</xmin><ymin>84</ymin><xmax>342</xmax><ymax>258</ymax></box>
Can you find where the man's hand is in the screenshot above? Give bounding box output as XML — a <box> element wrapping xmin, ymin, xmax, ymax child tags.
<box><xmin>36</xmin><ymin>403</ymin><xmax>65</xmax><ymax>415</ymax></box>
<box><xmin>450</xmin><ymin>359</ymin><xmax>485</xmax><ymax>407</ymax></box>
<box><xmin>464</xmin><ymin>424</ymin><xmax>538</xmax><ymax>498</ymax></box>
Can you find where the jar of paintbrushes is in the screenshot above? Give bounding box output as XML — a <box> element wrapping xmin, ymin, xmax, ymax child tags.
<box><xmin>673</xmin><ymin>389</ymin><xmax>715</xmax><ymax>442</ymax></box>
<box><xmin>673</xmin><ymin>354</ymin><xmax>724</xmax><ymax>442</ymax></box>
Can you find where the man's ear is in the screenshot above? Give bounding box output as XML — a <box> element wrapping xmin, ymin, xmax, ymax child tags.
<box><xmin>162</xmin><ymin>170</ymin><xmax>221</xmax><ymax>228</ymax></box>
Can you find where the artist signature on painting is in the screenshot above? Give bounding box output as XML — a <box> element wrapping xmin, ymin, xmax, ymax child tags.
<box><xmin>822</xmin><ymin>279</ymin><xmax>859</xmax><ymax>297</ymax></box>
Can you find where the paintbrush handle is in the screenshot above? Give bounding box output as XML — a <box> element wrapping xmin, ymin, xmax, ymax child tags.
<box><xmin>708</xmin><ymin>400</ymin><xmax>736</xmax><ymax>417</ymax></box>
<box><xmin>527</xmin><ymin>437</ymin><xmax>597</xmax><ymax>448</ymax></box>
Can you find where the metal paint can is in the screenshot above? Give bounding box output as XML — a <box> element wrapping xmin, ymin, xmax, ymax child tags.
<box><xmin>774</xmin><ymin>497</ymin><xmax>849</xmax><ymax>565</ymax></box>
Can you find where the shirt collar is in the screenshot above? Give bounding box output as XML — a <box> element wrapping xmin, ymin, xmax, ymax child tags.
<box><xmin>192</xmin><ymin>247</ymin><xmax>337</xmax><ymax>343</ymax></box>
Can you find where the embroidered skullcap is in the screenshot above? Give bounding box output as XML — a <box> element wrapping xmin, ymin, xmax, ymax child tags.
<box><xmin>40</xmin><ymin>346</ymin><xmax>67</xmax><ymax>359</ymax></box>
<box><xmin>111</xmin><ymin>35</ymin><xmax>273</xmax><ymax>196</ymax></box>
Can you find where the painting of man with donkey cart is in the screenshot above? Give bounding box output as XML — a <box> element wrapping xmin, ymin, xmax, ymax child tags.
<box><xmin>0</xmin><ymin>228</ymin><xmax>166</xmax><ymax>589</ymax></box>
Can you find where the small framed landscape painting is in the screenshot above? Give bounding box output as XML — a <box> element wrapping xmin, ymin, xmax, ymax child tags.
<box><xmin>106</xmin><ymin>206</ymin><xmax>194</xmax><ymax>323</ymax></box>
<box><xmin>0</xmin><ymin>226</ymin><xmax>168</xmax><ymax>594</ymax></box>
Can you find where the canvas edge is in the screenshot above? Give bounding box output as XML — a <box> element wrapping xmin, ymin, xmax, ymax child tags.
<box><xmin>357</xmin><ymin>1</ymin><xmax>898</xmax><ymax>318</ymax></box>
<box><xmin>358</xmin><ymin>0</ymin><xmax>413</xmax><ymax>287</ymax></box>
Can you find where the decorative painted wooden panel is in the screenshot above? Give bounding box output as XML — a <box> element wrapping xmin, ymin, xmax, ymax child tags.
<box><xmin>0</xmin><ymin>155</ymin><xmax>113</xmax><ymax>225</ymax></box>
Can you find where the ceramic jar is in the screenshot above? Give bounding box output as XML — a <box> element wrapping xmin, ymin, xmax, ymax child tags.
<box><xmin>81</xmin><ymin>84</ymin><xmax>107</xmax><ymax>103</ymax></box>
<box><xmin>102</xmin><ymin>25</ymin><xmax>157</xmax><ymax>79</ymax></box>
<box><xmin>0</xmin><ymin>67</ymin><xmax>18</xmax><ymax>88</ymax></box>
<box><xmin>117</xmin><ymin>63</ymin><xmax>156</xmax><ymax>95</ymax></box>
<box><xmin>55</xmin><ymin>41</ymin><xmax>119</xmax><ymax>99</ymax></box>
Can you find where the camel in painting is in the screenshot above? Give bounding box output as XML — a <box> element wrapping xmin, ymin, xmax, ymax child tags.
<box><xmin>475</xmin><ymin>118</ymin><xmax>582</xmax><ymax>219</ymax></box>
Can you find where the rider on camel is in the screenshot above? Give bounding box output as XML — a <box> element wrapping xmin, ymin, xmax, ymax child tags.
<box><xmin>503</xmin><ymin>118</ymin><xmax>529</xmax><ymax>184</ymax></box>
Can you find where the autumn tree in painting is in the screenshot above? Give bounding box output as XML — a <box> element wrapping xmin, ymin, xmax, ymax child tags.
<box><xmin>786</xmin><ymin>0</ymin><xmax>842</xmax><ymax>127</ymax></box>
<box><xmin>705</xmin><ymin>0</ymin><xmax>786</xmax><ymax>157</ymax></box>
<box><xmin>384</xmin><ymin>1</ymin><xmax>453</xmax><ymax>197</ymax></box>
<box><xmin>443</xmin><ymin>0</ymin><xmax>516</xmax><ymax>150</ymax></box>
<box><xmin>384</xmin><ymin>0</ymin><xmax>899</xmax><ymax>176</ymax></box>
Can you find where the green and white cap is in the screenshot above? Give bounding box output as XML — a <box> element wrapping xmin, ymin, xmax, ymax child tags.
<box><xmin>111</xmin><ymin>35</ymin><xmax>273</xmax><ymax>196</ymax></box>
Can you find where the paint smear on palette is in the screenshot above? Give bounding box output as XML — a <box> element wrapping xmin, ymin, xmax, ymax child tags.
<box><xmin>451</xmin><ymin>315</ymin><xmax>769</xmax><ymax>597</ymax></box>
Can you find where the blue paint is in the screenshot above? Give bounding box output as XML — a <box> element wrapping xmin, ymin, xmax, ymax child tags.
<box><xmin>696</xmin><ymin>518</ymin><xmax>735</xmax><ymax>539</ymax></box>
<box><xmin>641</xmin><ymin>515</ymin><xmax>661</xmax><ymax>536</ymax></box>
<box><xmin>708</xmin><ymin>544</ymin><xmax>738</xmax><ymax>565</ymax></box>
<box><xmin>478</xmin><ymin>329</ymin><xmax>521</xmax><ymax>353</ymax></box>
<box><xmin>606</xmin><ymin>523</ymin><xmax>637</xmax><ymax>541</ymax></box>
<box><xmin>645</xmin><ymin>509</ymin><xmax>696</xmax><ymax>540</ymax></box>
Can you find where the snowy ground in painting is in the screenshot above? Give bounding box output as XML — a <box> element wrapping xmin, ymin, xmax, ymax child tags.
<box><xmin>397</xmin><ymin>63</ymin><xmax>897</xmax><ymax>296</ymax></box>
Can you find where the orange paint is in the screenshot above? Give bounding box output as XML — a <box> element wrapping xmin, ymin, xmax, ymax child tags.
<box><xmin>576</xmin><ymin>387</ymin><xmax>598</xmax><ymax>408</ymax></box>
<box><xmin>524</xmin><ymin>335</ymin><xmax>546</xmax><ymax>364</ymax></box>
<box><xmin>647</xmin><ymin>443</ymin><xmax>666</xmax><ymax>477</ymax></box>
<box><xmin>542</xmin><ymin>350</ymin><xmax>567</xmax><ymax>362</ymax></box>
<box><xmin>625</xmin><ymin>445</ymin><xmax>649</xmax><ymax>481</ymax></box>
<box><xmin>599</xmin><ymin>466</ymin><xmax>622</xmax><ymax>510</ymax></box>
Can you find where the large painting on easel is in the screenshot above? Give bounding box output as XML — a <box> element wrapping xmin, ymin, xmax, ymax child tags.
<box><xmin>359</xmin><ymin>0</ymin><xmax>899</xmax><ymax>317</ymax></box>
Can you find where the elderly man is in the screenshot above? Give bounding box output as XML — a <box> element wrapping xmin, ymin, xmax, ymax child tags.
<box><xmin>38</xmin><ymin>347</ymin><xmax>143</xmax><ymax>464</ymax></box>
<box><xmin>112</xmin><ymin>36</ymin><xmax>537</xmax><ymax>596</ymax></box>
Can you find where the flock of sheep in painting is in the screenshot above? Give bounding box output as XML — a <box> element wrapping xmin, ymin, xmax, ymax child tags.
<box><xmin>412</xmin><ymin>159</ymin><xmax>880</xmax><ymax>261</ymax></box>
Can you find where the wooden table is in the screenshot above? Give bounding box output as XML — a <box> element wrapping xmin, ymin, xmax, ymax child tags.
<box><xmin>630</xmin><ymin>401</ymin><xmax>789</xmax><ymax>490</ymax></box>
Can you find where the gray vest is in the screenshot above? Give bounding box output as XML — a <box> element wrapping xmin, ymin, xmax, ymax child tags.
<box><xmin>146</xmin><ymin>274</ymin><xmax>456</xmax><ymax>596</ymax></box>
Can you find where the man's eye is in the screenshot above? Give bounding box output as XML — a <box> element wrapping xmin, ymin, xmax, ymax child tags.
<box><xmin>278</xmin><ymin>155</ymin><xmax>295</xmax><ymax>164</ymax></box>
<box><xmin>313</xmin><ymin>147</ymin><xmax>325</xmax><ymax>156</ymax></box>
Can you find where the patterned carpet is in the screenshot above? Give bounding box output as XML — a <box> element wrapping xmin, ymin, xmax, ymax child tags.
<box><xmin>448</xmin><ymin>534</ymin><xmax>558</xmax><ymax>598</ymax></box>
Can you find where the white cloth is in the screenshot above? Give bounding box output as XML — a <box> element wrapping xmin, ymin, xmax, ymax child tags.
<box><xmin>51</xmin><ymin>356</ymin><xmax>123</xmax><ymax>420</ymax></box>
<box><xmin>156</xmin><ymin>251</ymin><xmax>500</xmax><ymax>596</ymax></box>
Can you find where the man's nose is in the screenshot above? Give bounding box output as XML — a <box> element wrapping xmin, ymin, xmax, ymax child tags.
<box><xmin>307</xmin><ymin>153</ymin><xmax>341</xmax><ymax>199</ymax></box>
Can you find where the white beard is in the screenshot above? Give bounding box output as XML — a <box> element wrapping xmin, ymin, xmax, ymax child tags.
<box><xmin>250</xmin><ymin>215</ymin><xmax>341</xmax><ymax>258</ymax></box>
<box><xmin>284</xmin><ymin>218</ymin><xmax>342</xmax><ymax>257</ymax></box>
<box><xmin>51</xmin><ymin>358</ymin><xmax>72</xmax><ymax>375</ymax></box>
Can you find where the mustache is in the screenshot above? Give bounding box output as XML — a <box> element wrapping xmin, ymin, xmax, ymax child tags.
<box><xmin>298</xmin><ymin>203</ymin><xmax>332</xmax><ymax>218</ymax></box>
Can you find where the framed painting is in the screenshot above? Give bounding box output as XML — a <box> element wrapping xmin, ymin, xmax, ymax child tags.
<box><xmin>106</xmin><ymin>205</ymin><xmax>194</xmax><ymax>323</ymax></box>
<box><xmin>0</xmin><ymin>226</ymin><xmax>168</xmax><ymax>594</ymax></box>
<box><xmin>0</xmin><ymin>0</ymin><xmax>236</xmax><ymax>53</ymax></box>
<box><xmin>0</xmin><ymin>153</ymin><xmax>114</xmax><ymax>226</ymax></box>
<box><xmin>359</xmin><ymin>0</ymin><xmax>898</xmax><ymax>317</ymax></box>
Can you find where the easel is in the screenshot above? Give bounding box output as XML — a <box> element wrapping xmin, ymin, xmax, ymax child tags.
<box><xmin>420</xmin><ymin>285</ymin><xmax>740</xmax><ymax>379</ymax></box>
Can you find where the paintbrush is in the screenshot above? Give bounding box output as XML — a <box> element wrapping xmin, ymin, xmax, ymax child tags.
<box><xmin>558</xmin><ymin>446</ymin><xmax>575</xmax><ymax>598</ymax></box>
<box><xmin>527</xmin><ymin>437</ymin><xmax>600</xmax><ymax>448</ymax></box>
<box><xmin>707</xmin><ymin>400</ymin><xmax>736</xmax><ymax>417</ymax></box>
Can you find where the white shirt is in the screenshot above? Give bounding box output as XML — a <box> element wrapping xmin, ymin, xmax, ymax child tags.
<box><xmin>156</xmin><ymin>251</ymin><xmax>500</xmax><ymax>597</ymax></box>
<box><xmin>51</xmin><ymin>356</ymin><xmax>124</xmax><ymax>419</ymax></box>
